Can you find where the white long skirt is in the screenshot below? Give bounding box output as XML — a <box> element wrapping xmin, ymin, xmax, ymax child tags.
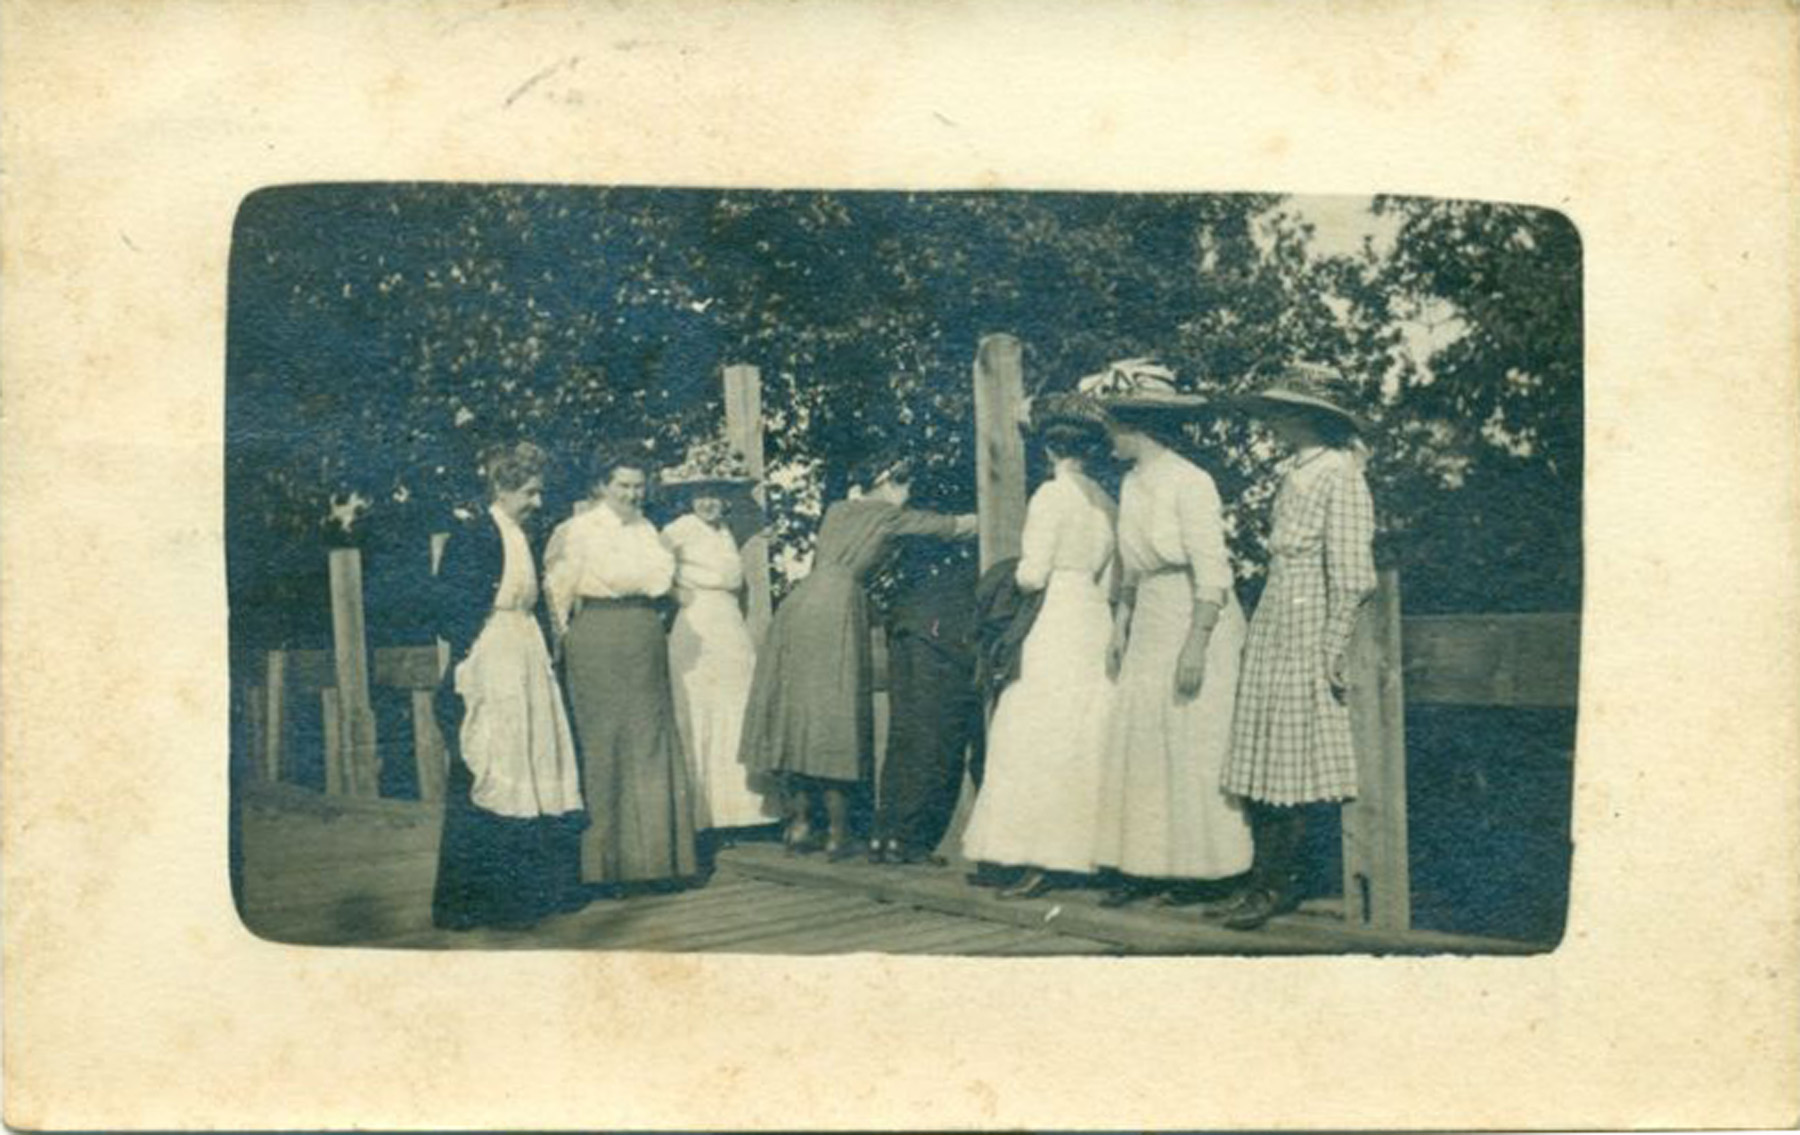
<box><xmin>1092</xmin><ymin>571</ymin><xmax>1253</xmax><ymax>879</ymax></box>
<box><xmin>454</xmin><ymin>609</ymin><xmax>584</xmax><ymax>818</ymax></box>
<box><xmin>669</xmin><ymin>589</ymin><xmax>775</xmax><ymax>829</ymax></box>
<box><xmin>961</xmin><ymin>572</ymin><xmax>1114</xmax><ymax>873</ymax></box>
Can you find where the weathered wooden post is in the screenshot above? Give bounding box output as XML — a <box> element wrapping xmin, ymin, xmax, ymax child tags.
<box><xmin>973</xmin><ymin>333</ymin><xmax>1028</xmax><ymax>570</ymax></box>
<box><xmin>1341</xmin><ymin>570</ymin><xmax>1411</xmax><ymax>930</ymax></box>
<box><xmin>933</xmin><ymin>334</ymin><xmax>1030</xmax><ymax>862</ymax></box>
<box><xmin>722</xmin><ymin>363</ymin><xmax>775</xmax><ymax>646</ymax></box>
<box><xmin>261</xmin><ymin>649</ymin><xmax>288</xmax><ymax>783</ymax></box>
<box><xmin>327</xmin><ymin>547</ymin><xmax>381</xmax><ymax>797</ymax></box>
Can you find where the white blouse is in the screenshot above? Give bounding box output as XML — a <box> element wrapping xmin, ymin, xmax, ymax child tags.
<box><xmin>543</xmin><ymin>501</ymin><xmax>676</xmax><ymax>636</ymax></box>
<box><xmin>1015</xmin><ymin>465</ymin><xmax>1117</xmax><ymax>592</ymax></box>
<box><xmin>489</xmin><ymin>504</ymin><xmax>539</xmax><ymax>612</ymax></box>
<box><xmin>1117</xmin><ymin>447</ymin><xmax>1234</xmax><ymax>602</ymax></box>
<box><xmin>661</xmin><ymin>514</ymin><xmax>745</xmax><ymax>597</ymax></box>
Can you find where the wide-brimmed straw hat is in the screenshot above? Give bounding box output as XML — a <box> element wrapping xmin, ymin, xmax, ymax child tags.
<box><xmin>1076</xmin><ymin>357</ymin><xmax>1211</xmax><ymax>416</ymax></box>
<box><xmin>659</xmin><ymin>436</ymin><xmax>756</xmax><ymax>497</ymax></box>
<box><xmin>1021</xmin><ymin>390</ymin><xmax>1111</xmax><ymax>435</ymax></box>
<box><xmin>1233</xmin><ymin>363</ymin><xmax>1374</xmax><ymax>435</ymax></box>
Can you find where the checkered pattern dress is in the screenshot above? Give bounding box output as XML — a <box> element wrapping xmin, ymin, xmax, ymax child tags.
<box><xmin>1223</xmin><ymin>448</ymin><xmax>1377</xmax><ymax>805</ymax></box>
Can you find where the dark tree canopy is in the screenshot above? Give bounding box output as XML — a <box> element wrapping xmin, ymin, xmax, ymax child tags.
<box><xmin>227</xmin><ymin>185</ymin><xmax>1581</xmax><ymax>647</ymax></box>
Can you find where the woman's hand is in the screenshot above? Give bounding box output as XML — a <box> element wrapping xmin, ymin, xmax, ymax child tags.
<box><xmin>1106</xmin><ymin>621</ymin><xmax>1129</xmax><ymax>680</ymax></box>
<box><xmin>1326</xmin><ymin>650</ymin><xmax>1350</xmax><ymax>703</ymax></box>
<box><xmin>953</xmin><ymin>513</ymin><xmax>979</xmax><ymax>537</ymax></box>
<box><xmin>1174</xmin><ymin>634</ymin><xmax>1208</xmax><ymax>700</ymax></box>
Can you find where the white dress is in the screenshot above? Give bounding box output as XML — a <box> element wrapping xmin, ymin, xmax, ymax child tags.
<box><xmin>454</xmin><ymin>505</ymin><xmax>585</xmax><ymax>819</ymax></box>
<box><xmin>1093</xmin><ymin>449</ymin><xmax>1254</xmax><ymax>880</ymax></box>
<box><xmin>960</xmin><ymin>468</ymin><xmax>1117</xmax><ymax>873</ymax></box>
<box><xmin>662</xmin><ymin>514</ymin><xmax>775</xmax><ymax>829</ymax></box>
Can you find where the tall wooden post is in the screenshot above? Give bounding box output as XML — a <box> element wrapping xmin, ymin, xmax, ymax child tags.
<box><xmin>722</xmin><ymin>364</ymin><xmax>775</xmax><ymax>646</ymax></box>
<box><xmin>1341</xmin><ymin>570</ymin><xmax>1411</xmax><ymax>930</ymax></box>
<box><xmin>973</xmin><ymin>334</ymin><xmax>1028</xmax><ymax>571</ymax></box>
<box><xmin>261</xmin><ymin>650</ymin><xmax>288</xmax><ymax>784</ymax></box>
<box><xmin>327</xmin><ymin>548</ymin><xmax>381</xmax><ymax>797</ymax></box>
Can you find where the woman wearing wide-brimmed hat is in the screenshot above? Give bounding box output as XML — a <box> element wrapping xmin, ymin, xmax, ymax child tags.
<box><xmin>958</xmin><ymin>391</ymin><xmax>1119</xmax><ymax>900</ymax></box>
<box><xmin>1083</xmin><ymin>359</ymin><xmax>1256</xmax><ymax>906</ymax></box>
<box><xmin>737</xmin><ymin>453</ymin><xmax>977</xmax><ymax>859</ymax></box>
<box><xmin>658</xmin><ymin>438</ymin><xmax>778</xmax><ymax>837</ymax></box>
<box><xmin>1216</xmin><ymin>363</ymin><xmax>1378</xmax><ymax>931</ymax></box>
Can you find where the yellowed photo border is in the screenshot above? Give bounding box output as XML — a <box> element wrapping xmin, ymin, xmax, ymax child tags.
<box><xmin>4</xmin><ymin>0</ymin><xmax>1797</xmax><ymax>1128</ymax></box>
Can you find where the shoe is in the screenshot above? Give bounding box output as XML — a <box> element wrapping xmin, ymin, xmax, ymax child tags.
<box><xmin>1099</xmin><ymin>886</ymin><xmax>1145</xmax><ymax>909</ymax></box>
<box><xmin>867</xmin><ymin>841</ymin><xmax>892</xmax><ymax>865</ymax></box>
<box><xmin>1200</xmin><ymin>888</ymin><xmax>1257</xmax><ymax>920</ymax></box>
<box><xmin>1221</xmin><ymin>888</ymin><xmax>1298</xmax><ymax>931</ymax></box>
<box><xmin>825</xmin><ymin>838</ymin><xmax>866</xmax><ymax>862</ymax></box>
<box><xmin>1153</xmin><ymin>885</ymin><xmax>1211</xmax><ymax>908</ymax></box>
<box><xmin>998</xmin><ymin>871</ymin><xmax>1053</xmax><ymax>901</ymax></box>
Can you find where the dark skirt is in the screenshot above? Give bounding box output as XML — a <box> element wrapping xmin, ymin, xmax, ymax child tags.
<box><xmin>737</xmin><ymin>568</ymin><xmax>873</xmax><ymax>783</ymax></box>
<box><xmin>431</xmin><ymin>686</ymin><xmax>585</xmax><ymax>930</ymax></box>
<box><xmin>564</xmin><ymin>598</ymin><xmax>699</xmax><ymax>884</ymax></box>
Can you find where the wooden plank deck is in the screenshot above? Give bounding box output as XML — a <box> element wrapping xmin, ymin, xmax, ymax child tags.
<box><xmin>716</xmin><ymin>844</ymin><xmax>1545</xmax><ymax>956</ymax></box>
<box><xmin>368</xmin><ymin>868</ymin><xmax>1125</xmax><ymax>956</ymax></box>
<box><xmin>240</xmin><ymin>786</ymin><xmax>1544</xmax><ymax>955</ymax></box>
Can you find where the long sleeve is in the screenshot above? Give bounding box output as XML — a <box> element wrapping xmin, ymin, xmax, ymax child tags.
<box><xmin>1322</xmin><ymin>463</ymin><xmax>1378</xmax><ymax>659</ymax></box>
<box><xmin>889</xmin><ymin>507</ymin><xmax>962</xmax><ymax>539</ymax></box>
<box><xmin>542</xmin><ymin>519</ymin><xmax>579</xmax><ymax>639</ymax></box>
<box><xmin>1173</xmin><ymin>467</ymin><xmax>1234</xmax><ymax>602</ymax></box>
<box><xmin>1013</xmin><ymin>483</ymin><xmax>1062</xmax><ymax>592</ymax></box>
<box><xmin>433</xmin><ymin>522</ymin><xmax>497</xmax><ymax>662</ymax></box>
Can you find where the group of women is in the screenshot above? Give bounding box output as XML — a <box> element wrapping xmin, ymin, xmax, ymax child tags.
<box><xmin>429</xmin><ymin>441</ymin><xmax>771</xmax><ymax>930</ymax></box>
<box><xmin>429</xmin><ymin>358</ymin><xmax>1376</xmax><ymax>937</ymax></box>
<box><xmin>961</xmin><ymin>360</ymin><xmax>1377</xmax><ymax>930</ymax></box>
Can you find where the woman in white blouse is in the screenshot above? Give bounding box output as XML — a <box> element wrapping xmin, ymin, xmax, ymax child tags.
<box><xmin>661</xmin><ymin>475</ymin><xmax>776</xmax><ymax>835</ymax></box>
<box><xmin>1085</xmin><ymin>361</ymin><xmax>1254</xmax><ymax>907</ymax></box>
<box><xmin>545</xmin><ymin>449</ymin><xmax>698</xmax><ymax>891</ymax></box>
<box><xmin>959</xmin><ymin>393</ymin><xmax>1118</xmax><ymax>900</ymax></box>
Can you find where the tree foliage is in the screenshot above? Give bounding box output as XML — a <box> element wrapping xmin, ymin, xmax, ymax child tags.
<box><xmin>227</xmin><ymin>185</ymin><xmax>1580</xmax><ymax>646</ymax></box>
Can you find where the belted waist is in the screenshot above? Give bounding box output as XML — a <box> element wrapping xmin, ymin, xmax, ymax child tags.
<box><xmin>574</xmin><ymin>595</ymin><xmax>660</xmax><ymax>614</ymax></box>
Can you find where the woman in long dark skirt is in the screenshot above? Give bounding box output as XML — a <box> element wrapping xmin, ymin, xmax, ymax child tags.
<box><xmin>738</xmin><ymin>457</ymin><xmax>977</xmax><ymax>859</ymax></box>
<box><xmin>546</xmin><ymin>447</ymin><xmax>699</xmax><ymax>891</ymax></box>
<box><xmin>431</xmin><ymin>441</ymin><xmax>587</xmax><ymax>931</ymax></box>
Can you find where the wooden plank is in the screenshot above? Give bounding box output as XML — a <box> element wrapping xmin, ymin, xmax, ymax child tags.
<box><xmin>567</xmin><ymin>884</ymin><xmax>843</xmax><ymax>948</ymax></box>
<box><xmin>320</xmin><ymin>688</ymin><xmax>345</xmax><ymax>795</ymax></box>
<box><xmin>411</xmin><ymin>690</ymin><xmax>447</xmax><ymax>802</ymax></box>
<box><xmin>868</xmin><ymin>914</ymin><xmax>1039</xmax><ymax>955</ymax></box>
<box><xmin>597</xmin><ymin>891</ymin><xmax>871</xmax><ymax>952</ymax></box>
<box><xmin>1341</xmin><ymin>571</ymin><xmax>1412</xmax><ymax>931</ymax></box>
<box><xmin>284</xmin><ymin>650</ymin><xmax>337</xmax><ymax>691</ymax></box>
<box><xmin>243</xmin><ymin>685</ymin><xmax>267</xmax><ymax>784</ymax></box>
<box><xmin>976</xmin><ymin>930</ymin><xmax>1128</xmax><ymax>957</ymax></box>
<box><xmin>722</xmin><ymin>364</ymin><xmax>775</xmax><ymax>648</ymax></box>
<box><xmin>284</xmin><ymin>645</ymin><xmax>447</xmax><ymax>692</ymax></box>
<box><xmin>724</xmin><ymin>906</ymin><xmax>922</xmax><ymax>955</ymax></box>
<box><xmin>328</xmin><ymin>548</ymin><xmax>380</xmax><ymax>796</ymax></box>
<box><xmin>1401</xmin><ymin>612</ymin><xmax>1579</xmax><ymax>708</ymax></box>
<box><xmin>263</xmin><ymin>651</ymin><xmax>287</xmax><ymax>782</ymax></box>
<box><xmin>973</xmin><ymin>333</ymin><xmax>1028</xmax><ymax>573</ymax></box>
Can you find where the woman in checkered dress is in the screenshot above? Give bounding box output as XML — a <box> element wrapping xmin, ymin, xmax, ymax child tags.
<box><xmin>1217</xmin><ymin>368</ymin><xmax>1377</xmax><ymax>930</ymax></box>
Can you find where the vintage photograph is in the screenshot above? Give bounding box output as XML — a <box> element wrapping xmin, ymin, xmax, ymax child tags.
<box><xmin>227</xmin><ymin>184</ymin><xmax>1581</xmax><ymax>956</ymax></box>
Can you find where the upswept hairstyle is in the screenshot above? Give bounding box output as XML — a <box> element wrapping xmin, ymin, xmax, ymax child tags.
<box><xmin>482</xmin><ymin>441</ymin><xmax>548</xmax><ymax>496</ymax></box>
<box><xmin>588</xmin><ymin>442</ymin><xmax>657</xmax><ymax>493</ymax></box>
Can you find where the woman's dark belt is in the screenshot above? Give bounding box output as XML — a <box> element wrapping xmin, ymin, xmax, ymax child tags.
<box><xmin>574</xmin><ymin>595</ymin><xmax>660</xmax><ymax>614</ymax></box>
